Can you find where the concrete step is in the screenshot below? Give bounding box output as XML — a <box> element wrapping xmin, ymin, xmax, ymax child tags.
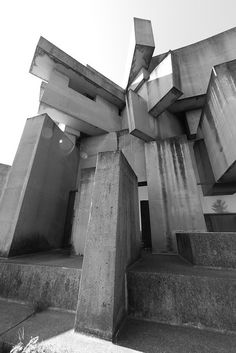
<box><xmin>127</xmin><ymin>254</ymin><xmax>236</xmax><ymax>333</ymax></box>
<box><xmin>0</xmin><ymin>251</ymin><xmax>82</xmax><ymax>311</ymax></box>
<box><xmin>176</xmin><ymin>232</ymin><xmax>236</xmax><ymax>269</ymax></box>
<box><xmin>117</xmin><ymin>318</ymin><xmax>236</xmax><ymax>353</ymax></box>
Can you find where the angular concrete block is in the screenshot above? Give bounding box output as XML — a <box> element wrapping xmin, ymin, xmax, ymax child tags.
<box><xmin>200</xmin><ymin>60</ymin><xmax>236</xmax><ymax>183</ymax></box>
<box><xmin>126</xmin><ymin>90</ymin><xmax>157</xmax><ymax>141</ymax></box>
<box><xmin>126</xmin><ymin>18</ymin><xmax>155</xmax><ymax>88</ymax></box>
<box><xmin>0</xmin><ymin>114</ymin><xmax>79</xmax><ymax>257</ymax></box>
<box><xmin>176</xmin><ymin>232</ymin><xmax>236</xmax><ymax>269</ymax></box>
<box><xmin>145</xmin><ymin>136</ymin><xmax>206</xmax><ymax>253</ymax></box>
<box><xmin>75</xmin><ymin>151</ymin><xmax>140</xmax><ymax>340</ymax></box>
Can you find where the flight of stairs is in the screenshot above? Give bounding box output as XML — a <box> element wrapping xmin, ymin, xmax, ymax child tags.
<box><xmin>127</xmin><ymin>232</ymin><xmax>236</xmax><ymax>333</ymax></box>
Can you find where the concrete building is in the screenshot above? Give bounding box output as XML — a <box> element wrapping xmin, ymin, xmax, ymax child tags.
<box><xmin>0</xmin><ymin>18</ymin><xmax>236</xmax><ymax>349</ymax></box>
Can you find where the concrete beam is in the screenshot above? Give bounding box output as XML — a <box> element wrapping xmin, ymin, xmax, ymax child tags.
<box><xmin>30</xmin><ymin>37</ymin><xmax>125</xmax><ymax>109</ymax></box>
<box><xmin>75</xmin><ymin>151</ymin><xmax>140</xmax><ymax>340</ymax></box>
<box><xmin>0</xmin><ymin>114</ymin><xmax>79</xmax><ymax>257</ymax></box>
<box><xmin>200</xmin><ymin>60</ymin><xmax>236</xmax><ymax>183</ymax></box>
<box><xmin>126</xmin><ymin>18</ymin><xmax>155</xmax><ymax>88</ymax></box>
<box><xmin>39</xmin><ymin>70</ymin><xmax>122</xmax><ymax>135</ymax></box>
<box><xmin>126</xmin><ymin>90</ymin><xmax>157</xmax><ymax>141</ymax></box>
<box><xmin>147</xmin><ymin>52</ymin><xmax>182</xmax><ymax>117</ymax></box>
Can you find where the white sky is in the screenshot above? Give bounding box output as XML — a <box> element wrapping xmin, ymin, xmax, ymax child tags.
<box><xmin>0</xmin><ymin>0</ymin><xmax>236</xmax><ymax>165</ymax></box>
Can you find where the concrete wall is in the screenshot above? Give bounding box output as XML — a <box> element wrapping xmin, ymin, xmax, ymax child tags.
<box><xmin>75</xmin><ymin>151</ymin><xmax>140</xmax><ymax>340</ymax></box>
<box><xmin>200</xmin><ymin>61</ymin><xmax>236</xmax><ymax>183</ymax></box>
<box><xmin>0</xmin><ymin>164</ymin><xmax>10</xmax><ymax>199</ymax></box>
<box><xmin>145</xmin><ymin>136</ymin><xmax>206</xmax><ymax>253</ymax></box>
<box><xmin>71</xmin><ymin>168</ymin><xmax>95</xmax><ymax>255</ymax></box>
<box><xmin>151</xmin><ymin>27</ymin><xmax>236</xmax><ymax>101</ymax></box>
<box><xmin>0</xmin><ymin>114</ymin><xmax>79</xmax><ymax>257</ymax></box>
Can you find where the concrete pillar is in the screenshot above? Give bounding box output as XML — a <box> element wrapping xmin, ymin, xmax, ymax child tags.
<box><xmin>145</xmin><ymin>136</ymin><xmax>206</xmax><ymax>253</ymax></box>
<box><xmin>0</xmin><ymin>114</ymin><xmax>79</xmax><ymax>257</ymax></box>
<box><xmin>75</xmin><ymin>151</ymin><xmax>140</xmax><ymax>341</ymax></box>
<box><xmin>71</xmin><ymin>168</ymin><xmax>95</xmax><ymax>255</ymax></box>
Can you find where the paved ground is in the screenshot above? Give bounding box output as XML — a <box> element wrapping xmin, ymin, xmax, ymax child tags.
<box><xmin>1</xmin><ymin>299</ymin><xmax>236</xmax><ymax>353</ymax></box>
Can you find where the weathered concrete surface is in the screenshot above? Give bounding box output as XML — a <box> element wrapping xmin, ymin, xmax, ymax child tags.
<box><xmin>118</xmin><ymin>130</ymin><xmax>146</xmax><ymax>183</ymax></box>
<box><xmin>30</xmin><ymin>37</ymin><xmax>125</xmax><ymax>109</ymax></box>
<box><xmin>127</xmin><ymin>254</ymin><xmax>236</xmax><ymax>333</ymax></box>
<box><xmin>0</xmin><ymin>163</ymin><xmax>10</xmax><ymax>199</ymax></box>
<box><xmin>151</xmin><ymin>27</ymin><xmax>236</xmax><ymax>112</ymax></box>
<box><xmin>0</xmin><ymin>114</ymin><xmax>79</xmax><ymax>257</ymax></box>
<box><xmin>0</xmin><ymin>256</ymin><xmax>81</xmax><ymax>310</ymax></box>
<box><xmin>75</xmin><ymin>151</ymin><xmax>140</xmax><ymax>340</ymax></box>
<box><xmin>126</xmin><ymin>18</ymin><xmax>155</xmax><ymax>88</ymax></box>
<box><xmin>145</xmin><ymin>136</ymin><xmax>206</xmax><ymax>253</ymax></box>
<box><xmin>118</xmin><ymin>318</ymin><xmax>236</xmax><ymax>353</ymax></box>
<box><xmin>126</xmin><ymin>90</ymin><xmax>157</xmax><ymax>141</ymax></box>
<box><xmin>176</xmin><ymin>232</ymin><xmax>236</xmax><ymax>269</ymax></box>
<box><xmin>200</xmin><ymin>60</ymin><xmax>236</xmax><ymax>183</ymax></box>
<box><xmin>71</xmin><ymin>168</ymin><xmax>95</xmax><ymax>255</ymax></box>
<box><xmin>79</xmin><ymin>132</ymin><xmax>117</xmax><ymax>169</ymax></box>
<box><xmin>185</xmin><ymin>109</ymin><xmax>201</xmax><ymax>139</ymax></box>
<box><xmin>39</xmin><ymin>70</ymin><xmax>122</xmax><ymax>135</ymax></box>
<box><xmin>147</xmin><ymin>52</ymin><xmax>182</xmax><ymax>117</ymax></box>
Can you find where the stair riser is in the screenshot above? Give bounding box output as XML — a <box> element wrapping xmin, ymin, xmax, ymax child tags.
<box><xmin>176</xmin><ymin>232</ymin><xmax>236</xmax><ymax>269</ymax></box>
<box><xmin>127</xmin><ymin>271</ymin><xmax>236</xmax><ymax>332</ymax></box>
<box><xmin>0</xmin><ymin>262</ymin><xmax>81</xmax><ymax>310</ymax></box>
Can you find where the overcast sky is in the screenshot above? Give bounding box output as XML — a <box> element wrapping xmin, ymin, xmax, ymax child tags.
<box><xmin>0</xmin><ymin>0</ymin><xmax>236</xmax><ymax>165</ymax></box>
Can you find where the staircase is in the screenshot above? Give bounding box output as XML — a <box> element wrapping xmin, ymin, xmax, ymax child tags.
<box><xmin>127</xmin><ymin>232</ymin><xmax>236</xmax><ymax>333</ymax></box>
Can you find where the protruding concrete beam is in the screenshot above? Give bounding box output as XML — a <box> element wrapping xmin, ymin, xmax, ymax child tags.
<box><xmin>39</xmin><ymin>70</ymin><xmax>122</xmax><ymax>136</ymax></box>
<box><xmin>30</xmin><ymin>36</ymin><xmax>125</xmax><ymax>109</ymax></box>
<box><xmin>185</xmin><ymin>109</ymin><xmax>201</xmax><ymax>139</ymax></box>
<box><xmin>75</xmin><ymin>151</ymin><xmax>140</xmax><ymax>340</ymax></box>
<box><xmin>126</xmin><ymin>18</ymin><xmax>155</xmax><ymax>88</ymax></box>
<box><xmin>200</xmin><ymin>59</ymin><xmax>236</xmax><ymax>184</ymax></box>
<box><xmin>126</xmin><ymin>90</ymin><xmax>157</xmax><ymax>141</ymax></box>
<box><xmin>147</xmin><ymin>52</ymin><xmax>183</xmax><ymax>117</ymax></box>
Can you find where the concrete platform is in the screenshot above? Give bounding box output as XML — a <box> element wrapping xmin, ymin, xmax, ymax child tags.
<box><xmin>0</xmin><ymin>251</ymin><xmax>82</xmax><ymax>311</ymax></box>
<box><xmin>1</xmin><ymin>300</ymin><xmax>236</xmax><ymax>353</ymax></box>
<box><xmin>176</xmin><ymin>232</ymin><xmax>236</xmax><ymax>269</ymax></box>
<box><xmin>127</xmin><ymin>254</ymin><xmax>236</xmax><ymax>332</ymax></box>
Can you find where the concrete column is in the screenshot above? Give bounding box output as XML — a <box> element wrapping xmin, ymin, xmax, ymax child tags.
<box><xmin>145</xmin><ymin>136</ymin><xmax>206</xmax><ymax>253</ymax></box>
<box><xmin>75</xmin><ymin>151</ymin><xmax>140</xmax><ymax>341</ymax></box>
<box><xmin>71</xmin><ymin>168</ymin><xmax>95</xmax><ymax>255</ymax></box>
<box><xmin>0</xmin><ymin>114</ymin><xmax>79</xmax><ymax>257</ymax></box>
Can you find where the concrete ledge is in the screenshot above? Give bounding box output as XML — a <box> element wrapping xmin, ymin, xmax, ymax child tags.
<box><xmin>176</xmin><ymin>232</ymin><xmax>236</xmax><ymax>269</ymax></box>
<box><xmin>0</xmin><ymin>261</ymin><xmax>81</xmax><ymax>311</ymax></box>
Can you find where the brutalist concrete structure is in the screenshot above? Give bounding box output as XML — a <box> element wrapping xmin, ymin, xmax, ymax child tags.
<box><xmin>0</xmin><ymin>18</ymin><xmax>236</xmax><ymax>344</ymax></box>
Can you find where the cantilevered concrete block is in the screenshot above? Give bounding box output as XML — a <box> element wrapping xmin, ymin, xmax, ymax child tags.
<box><xmin>126</xmin><ymin>90</ymin><xmax>157</xmax><ymax>141</ymax></box>
<box><xmin>75</xmin><ymin>151</ymin><xmax>140</xmax><ymax>340</ymax></box>
<box><xmin>126</xmin><ymin>18</ymin><xmax>155</xmax><ymax>88</ymax></box>
<box><xmin>200</xmin><ymin>60</ymin><xmax>236</xmax><ymax>183</ymax></box>
<box><xmin>147</xmin><ymin>52</ymin><xmax>183</xmax><ymax>117</ymax></box>
<box><xmin>39</xmin><ymin>70</ymin><xmax>122</xmax><ymax>135</ymax></box>
<box><xmin>30</xmin><ymin>37</ymin><xmax>125</xmax><ymax>110</ymax></box>
<box><xmin>145</xmin><ymin>136</ymin><xmax>206</xmax><ymax>253</ymax></box>
<box><xmin>0</xmin><ymin>114</ymin><xmax>79</xmax><ymax>257</ymax></box>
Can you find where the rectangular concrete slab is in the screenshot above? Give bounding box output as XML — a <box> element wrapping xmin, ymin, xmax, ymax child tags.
<box><xmin>176</xmin><ymin>231</ymin><xmax>236</xmax><ymax>269</ymax></box>
<box><xmin>75</xmin><ymin>151</ymin><xmax>140</xmax><ymax>340</ymax></box>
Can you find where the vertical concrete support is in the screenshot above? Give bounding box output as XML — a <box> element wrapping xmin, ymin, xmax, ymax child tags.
<box><xmin>75</xmin><ymin>151</ymin><xmax>140</xmax><ymax>340</ymax></box>
<box><xmin>145</xmin><ymin>136</ymin><xmax>206</xmax><ymax>253</ymax></box>
<box><xmin>0</xmin><ymin>114</ymin><xmax>79</xmax><ymax>257</ymax></box>
<box><xmin>71</xmin><ymin>168</ymin><xmax>95</xmax><ymax>255</ymax></box>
